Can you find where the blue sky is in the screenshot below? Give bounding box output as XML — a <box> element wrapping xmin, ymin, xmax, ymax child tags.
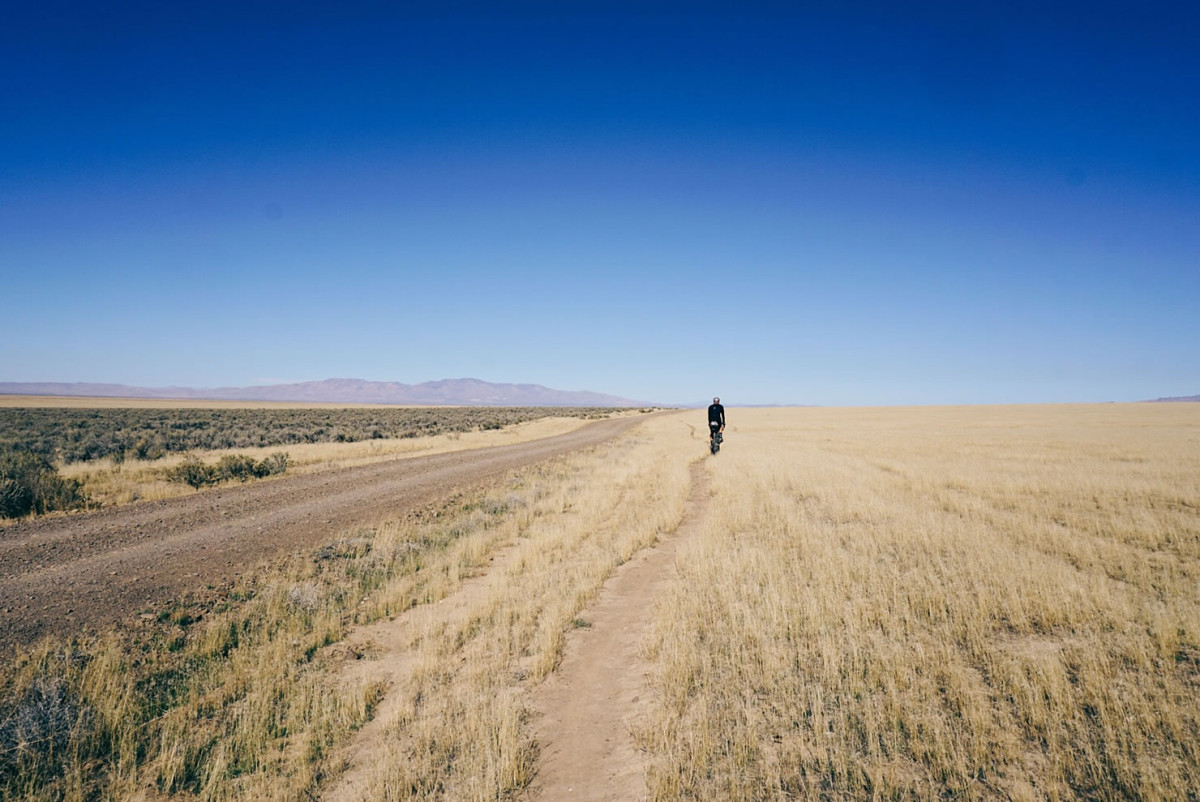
<box><xmin>2</xmin><ymin>1</ymin><xmax>1197</xmax><ymax>406</ymax></box>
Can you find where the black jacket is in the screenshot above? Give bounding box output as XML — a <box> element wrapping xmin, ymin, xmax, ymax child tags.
<box><xmin>707</xmin><ymin>403</ymin><xmax>725</xmax><ymax>427</ymax></box>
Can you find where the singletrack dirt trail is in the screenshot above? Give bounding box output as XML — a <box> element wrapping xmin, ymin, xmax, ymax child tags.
<box><xmin>0</xmin><ymin>415</ymin><xmax>644</xmax><ymax>649</ymax></box>
<box><xmin>524</xmin><ymin>459</ymin><xmax>711</xmax><ymax>801</ymax></box>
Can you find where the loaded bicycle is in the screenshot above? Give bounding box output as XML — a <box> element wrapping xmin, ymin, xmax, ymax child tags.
<box><xmin>707</xmin><ymin>396</ymin><xmax>725</xmax><ymax>455</ymax></box>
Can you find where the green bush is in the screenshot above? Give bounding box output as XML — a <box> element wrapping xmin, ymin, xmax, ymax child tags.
<box><xmin>36</xmin><ymin>473</ymin><xmax>90</xmax><ymax>514</ymax></box>
<box><xmin>130</xmin><ymin>437</ymin><xmax>163</xmax><ymax>461</ymax></box>
<box><xmin>0</xmin><ymin>450</ymin><xmax>88</xmax><ymax>519</ymax></box>
<box><xmin>164</xmin><ymin>457</ymin><xmax>217</xmax><ymax>489</ymax></box>
<box><xmin>215</xmin><ymin>454</ymin><xmax>257</xmax><ymax>482</ymax></box>
<box><xmin>165</xmin><ymin>452</ymin><xmax>288</xmax><ymax>488</ymax></box>
<box><xmin>0</xmin><ymin>478</ymin><xmax>34</xmax><ymax>519</ymax></box>
<box><xmin>255</xmin><ymin>452</ymin><xmax>288</xmax><ymax>477</ymax></box>
<box><xmin>0</xmin><ymin>407</ymin><xmax>636</xmax><ymax>464</ymax></box>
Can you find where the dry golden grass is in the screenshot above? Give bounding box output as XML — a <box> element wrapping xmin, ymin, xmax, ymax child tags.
<box><xmin>5</xmin><ymin>404</ymin><xmax>1197</xmax><ymax>800</ymax></box>
<box><xmin>642</xmin><ymin>404</ymin><xmax>1200</xmax><ymax>800</ymax></box>
<box><xmin>332</xmin><ymin>413</ymin><xmax>692</xmax><ymax>799</ymax></box>
<box><xmin>0</xmin><ymin>413</ymin><xmax>691</xmax><ymax>801</ymax></box>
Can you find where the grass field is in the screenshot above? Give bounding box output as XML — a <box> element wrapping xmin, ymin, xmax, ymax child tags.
<box><xmin>2</xmin><ymin>404</ymin><xmax>1196</xmax><ymax>800</ymax></box>
<box><xmin>644</xmin><ymin>404</ymin><xmax>1200</xmax><ymax>799</ymax></box>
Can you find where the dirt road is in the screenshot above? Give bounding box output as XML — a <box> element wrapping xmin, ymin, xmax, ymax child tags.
<box><xmin>0</xmin><ymin>415</ymin><xmax>644</xmax><ymax>649</ymax></box>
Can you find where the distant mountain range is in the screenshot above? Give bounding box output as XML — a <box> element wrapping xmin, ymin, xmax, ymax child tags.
<box><xmin>1146</xmin><ymin>394</ymin><xmax>1200</xmax><ymax>402</ymax></box>
<box><xmin>0</xmin><ymin>378</ymin><xmax>648</xmax><ymax>407</ymax></box>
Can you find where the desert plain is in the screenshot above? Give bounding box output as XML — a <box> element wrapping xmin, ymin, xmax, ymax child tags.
<box><xmin>1</xmin><ymin>402</ymin><xmax>1197</xmax><ymax>800</ymax></box>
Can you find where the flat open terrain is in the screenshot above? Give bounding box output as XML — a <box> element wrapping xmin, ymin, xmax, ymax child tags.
<box><xmin>640</xmin><ymin>404</ymin><xmax>1200</xmax><ymax>800</ymax></box>
<box><xmin>2</xmin><ymin>404</ymin><xmax>1197</xmax><ymax>801</ymax></box>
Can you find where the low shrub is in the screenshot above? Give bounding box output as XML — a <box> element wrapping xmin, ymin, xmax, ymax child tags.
<box><xmin>0</xmin><ymin>676</ymin><xmax>92</xmax><ymax>786</ymax></box>
<box><xmin>215</xmin><ymin>454</ymin><xmax>257</xmax><ymax>482</ymax></box>
<box><xmin>130</xmin><ymin>437</ymin><xmax>164</xmax><ymax>461</ymax></box>
<box><xmin>0</xmin><ymin>479</ymin><xmax>33</xmax><ymax>520</ymax></box>
<box><xmin>0</xmin><ymin>450</ymin><xmax>89</xmax><ymax>519</ymax></box>
<box><xmin>255</xmin><ymin>451</ymin><xmax>288</xmax><ymax>477</ymax></box>
<box><xmin>164</xmin><ymin>457</ymin><xmax>217</xmax><ymax>489</ymax></box>
<box><xmin>165</xmin><ymin>452</ymin><xmax>289</xmax><ymax>488</ymax></box>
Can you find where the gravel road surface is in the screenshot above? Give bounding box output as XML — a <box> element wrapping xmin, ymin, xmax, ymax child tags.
<box><xmin>0</xmin><ymin>415</ymin><xmax>644</xmax><ymax>648</ymax></box>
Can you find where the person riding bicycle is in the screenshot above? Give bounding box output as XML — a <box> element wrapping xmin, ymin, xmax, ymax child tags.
<box><xmin>707</xmin><ymin>397</ymin><xmax>725</xmax><ymax>447</ymax></box>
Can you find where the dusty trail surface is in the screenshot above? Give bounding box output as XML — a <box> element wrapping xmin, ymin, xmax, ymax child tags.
<box><xmin>0</xmin><ymin>415</ymin><xmax>642</xmax><ymax>648</ymax></box>
<box><xmin>525</xmin><ymin>460</ymin><xmax>710</xmax><ymax>801</ymax></box>
<box><xmin>319</xmin><ymin>539</ymin><xmax>525</xmax><ymax>802</ymax></box>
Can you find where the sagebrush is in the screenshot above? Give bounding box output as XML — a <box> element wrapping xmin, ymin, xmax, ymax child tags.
<box><xmin>0</xmin><ymin>406</ymin><xmax>634</xmax><ymax>464</ymax></box>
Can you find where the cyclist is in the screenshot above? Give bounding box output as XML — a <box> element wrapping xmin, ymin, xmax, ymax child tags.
<box><xmin>707</xmin><ymin>397</ymin><xmax>725</xmax><ymax>450</ymax></box>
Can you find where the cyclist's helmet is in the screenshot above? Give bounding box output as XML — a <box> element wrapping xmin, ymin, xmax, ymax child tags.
<box><xmin>713</xmin><ymin>397</ymin><xmax>720</xmax><ymax>404</ymax></box>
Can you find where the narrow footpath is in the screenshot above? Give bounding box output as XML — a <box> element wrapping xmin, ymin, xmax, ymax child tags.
<box><xmin>524</xmin><ymin>459</ymin><xmax>711</xmax><ymax>801</ymax></box>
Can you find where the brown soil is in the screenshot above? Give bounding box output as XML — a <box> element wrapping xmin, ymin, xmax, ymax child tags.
<box><xmin>0</xmin><ymin>415</ymin><xmax>645</xmax><ymax>649</ymax></box>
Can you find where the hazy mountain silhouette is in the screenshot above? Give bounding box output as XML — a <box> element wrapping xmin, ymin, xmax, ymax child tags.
<box><xmin>1145</xmin><ymin>394</ymin><xmax>1200</xmax><ymax>402</ymax></box>
<box><xmin>0</xmin><ymin>378</ymin><xmax>647</xmax><ymax>407</ymax></box>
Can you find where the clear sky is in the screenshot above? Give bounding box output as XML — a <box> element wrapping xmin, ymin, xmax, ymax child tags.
<box><xmin>2</xmin><ymin>1</ymin><xmax>1197</xmax><ymax>406</ymax></box>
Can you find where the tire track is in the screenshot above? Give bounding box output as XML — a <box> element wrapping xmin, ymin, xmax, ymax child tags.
<box><xmin>318</xmin><ymin>537</ymin><xmax>526</xmax><ymax>802</ymax></box>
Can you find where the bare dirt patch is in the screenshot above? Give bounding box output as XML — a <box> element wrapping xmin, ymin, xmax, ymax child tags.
<box><xmin>319</xmin><ymin>538</ymin><xmax>526</xmax><ymax>802</ymax></box>
<box><xmin>0</xmin><ymin>416</ymin><xmax>644</xmax><ymax>649</ymax></box>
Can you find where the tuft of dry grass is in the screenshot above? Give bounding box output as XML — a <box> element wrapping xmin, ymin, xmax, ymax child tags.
<box><xmin>641</xmin><ymin>404</ymin><xmax>1200</xmax><ymax>800</ymax></box>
